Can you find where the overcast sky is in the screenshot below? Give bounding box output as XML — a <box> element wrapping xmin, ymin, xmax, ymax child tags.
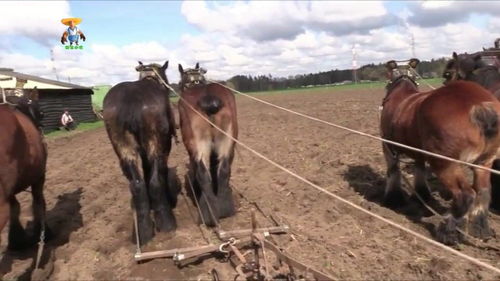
<box><xmin>0</xmin><ymin>1</ymin><xmax>499</xmax><ymax>86</ymax></box>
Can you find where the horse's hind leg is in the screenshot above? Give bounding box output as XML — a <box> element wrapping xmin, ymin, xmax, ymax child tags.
<box><xmin>434</xmin><ymin>163</ymin><xmax>472</xmax><ymax>245</ymax></box>
<box><xmin>122</xmin><ymin>159</ymin><xmax>154</xmax><ymax>245</ymax></box>
<box><xmin>214</xmin><ymin>135</ymin><xmax>236</xmax><ymax>219</ymax></box>
<box><xmin>7</xmin><ymin>196</ymin><xmax>28</xmax><ymax>250</ymax></box>
<box><xmin>382</xmin><ymin>144</ymin><xmax>405</xmax><ymax>207</ymax></box>
<box><xmin>414</xmin><ymin>160</ymin><xmax>432</xmax><ymax>202</ymax></box>
<box><xmin>490</xmin><ymin>159</ymin><xmax>500</xmax><ymax>210</ymax></box>
<box><xmin>194</xmin><ymin>140</ymin><xmax>219</xmax><ymax>227</ymax></box>
<box><xmin>147</xmin><ymin>156</ymin><xmax>176</xmax><ymax>232</ymax></box>
<box><xmin>114</xmin><ymin>132</ymin><xmax>154</xmax><ymax>245</ymax></box>
<box><xmin>31</xmin><ymin>176</ymin><xmax>52</xmax><ymax>244</ymax></box>
<box><xmin>469</xmin><ymin>162</ymin><xmax>495</xmax><ymax>239</ymax></box>
<box><xmin>0</xmin><ymin>196</ymin><xmax>10</xmax><ymax>247</ymax></box>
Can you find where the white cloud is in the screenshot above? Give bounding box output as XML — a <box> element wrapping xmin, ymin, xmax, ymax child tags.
<box><xmin>1</xmin><ymin>1</ymin><xmax>499</xmax><ymax>87</ymax></box>
<box><xmin>0</xmin><ymin>1</ymin><xmax>70</xmax><ymax>46</ymax></box>
<box><xmin>407</xmin><ymin>1</ymin><xmax>500</xmax><ymax>27</ymax></box>
<box><xmin>181</xmin><ymin>1</ymin><xmax>396</xmax><ymax>41</ymax></box>
<box><xmin>0</xmin><ymin>41</ymin><xmax>175</xmax><ymax>86</ymax></box>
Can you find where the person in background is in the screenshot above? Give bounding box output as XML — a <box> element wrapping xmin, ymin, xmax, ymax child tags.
<box><xmin>61</xmin><ymin>110</ymin><xmax>76</xmax><ymax>130</ymax></box>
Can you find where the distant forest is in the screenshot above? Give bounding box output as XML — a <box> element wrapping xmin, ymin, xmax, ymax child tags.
<box><xmin>227</xmin><ymin>58</ymin><xmax>448</xmax><ymax>92</ymax></box>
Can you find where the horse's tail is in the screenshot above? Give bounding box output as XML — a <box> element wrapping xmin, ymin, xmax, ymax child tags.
<box><xmin>470</xmin><ymin>102</ymin><xmax>499</xmax><ymax>139</ymax></box>
<box><xmin>197</xmin><ymin>94</ymin><xmax>223</xmax><ymax>115</ymax></box>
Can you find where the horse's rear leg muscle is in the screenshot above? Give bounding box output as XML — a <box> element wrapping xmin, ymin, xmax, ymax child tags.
<box><xmin>148</xmin><ymin>157</ymin><xmax>176</xmax><ymax>232</ymax></box>
<box><xmin>383</xmin><ymin>144</ymin><xmax>405</xmax><ymax>207</ymax></box>
<box><xmin>31</xmin><ymin>176</ymin><xmax>52</xmax><ymax>243</ymax></box>
<box><xmin>434</xmin><ymin>163</ymin><xmax>472</xmax><ymax>245</ymax></box>
<box><xmin>7</xmin><ymin>196</ymin><xmax>27</xmax><ymax>250</ymax></box>
<box><xmin>469</xmin><ymin>163</ymin><xmax>495</xmax><ymax>239</ymax></box>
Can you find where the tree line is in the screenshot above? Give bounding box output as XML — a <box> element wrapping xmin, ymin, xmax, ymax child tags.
<box><xmin>227</xmin><ymin>58</ymin><xmax>449</xmax><ymax>92</ymax></box>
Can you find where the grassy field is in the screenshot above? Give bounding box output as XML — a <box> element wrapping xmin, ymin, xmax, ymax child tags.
<box><xmin>92</xmin><ymin>85</ymin><xmax>111</xmax><ymax>109</ymax></box>
<box><xmin>89</xmin><ymin>78</ymin><xmax>444</xmax><ymax>107</ymax></box>
<box><xmin>45</xmin><ymin>121</ymin><xmax>104</xmax><ymax>138</ymax></box>
<box><xmin>242</xmin><ymin>77</ymin><xmax>443</xmax><ymax>96</ymax></box>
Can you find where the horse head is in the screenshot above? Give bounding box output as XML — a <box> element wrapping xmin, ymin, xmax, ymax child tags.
<box><xmin>385</xmin><ymin>59</ymin><xmax>419</xmax><ymax>88</ymax></box>
<box><xmin>178</xmin><ymin>62</ymin><xmax>207</xmax><ymax>90</ymax></box>
<box><xmin>443</xmin><ymin>52</ymin><xmax>483</xmax><ymax>84</ymax></box>
<box><xmin>135</xmin><ymin>60</ymin><xmax>169</xmax><ymax>84</ymax></box>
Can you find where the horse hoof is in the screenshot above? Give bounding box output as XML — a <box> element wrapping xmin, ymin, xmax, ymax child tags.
<box><xmin>436</xmin><ymin>216</ymin><xmax>465</xmax><ymax>245</ymax></box>
<box><xmin>469</xmin><ymin>212</ymin><xmax>495</xmax><ymax>240</ymax></box>
<box><xmin>383</xmin><ymin>189</ymin><xmax>406</xmax><ymax>209</ymax></box>
<box><xmin>136</xmin><ymin>220</ymin><xmax>154</xmax><ymax>246</ymax></box>
<box><xmin>154</xmin><ymin>209</ymin><xmax>177</xmax><ymax>233</ymax></box>
<box><xmin>218</xmin><ymin>196</ymin><xmax>236</xmax><ymax>219</ymax></box>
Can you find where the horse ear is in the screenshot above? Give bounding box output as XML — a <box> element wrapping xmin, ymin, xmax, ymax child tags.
<box><xmin>195</xmin><ymin>62</ymin><xmax>199</xmax><ymax>69</ymax></box>
<box><xmin>408</xmin><ymin>58</ymin><xmax>420</xmax><ymax>69</ymax></box>
<box><xmin>162</xmin><ymin>60</ymin><xmax>169</xmax><ymax>70</ymax></box>
<box><xmin>178</xmin><ymin>64</ymin><xmax>184</xmax><ymax>73</ymax></box>
<box><xmin>138</xmin><ymin>61</ymin><xmax>143</xmax><ymax>65</ymax></box>
<box><xmin>386</xmin><ymin>60</ymin><xmax>397</xmax><ymax>70</ymax></box>
<box><xmin>452</xmin><ymin>52</ymin><xmax>458</xmax><ymax>59</ymax></box>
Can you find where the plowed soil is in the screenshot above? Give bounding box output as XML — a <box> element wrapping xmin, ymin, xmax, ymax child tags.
<box><xmin>3</xmin><ymin>87</ymin><xmax>500</xmax><ymax>280</ymax></box>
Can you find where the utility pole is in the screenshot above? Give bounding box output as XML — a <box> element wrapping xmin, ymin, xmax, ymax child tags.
<box><xmin>351</xmin><ymin>44</ymin><xmax>358</xmax><ymax>83</ymax></box>
<box><xmin>50</xmin><ymin>49</ymin><xmax>60</xmax><ymax>81</ymax></box>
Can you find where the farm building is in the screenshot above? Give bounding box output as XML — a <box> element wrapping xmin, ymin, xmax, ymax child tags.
<box><xmin>0</xmin><ymin>68</ymin><xmax>96</xmax><ymax>132</ymax></box>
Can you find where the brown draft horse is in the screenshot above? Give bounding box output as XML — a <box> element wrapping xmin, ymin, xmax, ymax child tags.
<box><xmin>443</xmin><ymin>52</ymin><xmax>500</xmax><ymax>210</ymax></box>
<box><xmin>103</xmin><ymin>61</ymin><xmax>178</xmax><ymax>245</ymax></box>
<box><xmin>178</xmin><ymin>63</ymin><xmax>238</xmax><ymax>226</ymax></box>
<box><xmin>381</xmin><ymin>59</ymin><xmax>500</xmax><ymax>245</ymax></box>
<box><xmin>0</xmin><ymin>89</ymin><xmax>49</xmax><ymax>251</ymax></box>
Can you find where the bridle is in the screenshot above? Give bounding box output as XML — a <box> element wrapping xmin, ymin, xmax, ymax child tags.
<box><xmin>136</xmin><ymin>63</ymin><xmax>168</xmax><ymax>88</ymax></box>
<box><xmin>180</xmin><ymin>68</ymin><xmax>207</xmax><ymax>90</ymax></box>
<box><xmin>383</xmin><ymin>73</ymin><xmax>419</xmax><ymax>106</ymax></box>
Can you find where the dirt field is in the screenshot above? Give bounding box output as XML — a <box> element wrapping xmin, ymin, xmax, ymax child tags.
<box><xmin>3</xmin><ymin>87</ymin><xmax>500</xmax><ymax>280</ymax></box>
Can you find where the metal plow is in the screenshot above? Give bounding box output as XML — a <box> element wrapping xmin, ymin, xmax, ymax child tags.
<box><xmin>132</xmin><ymin>211</ymin><xmax>335</xmax><ymax>281</ymax></box>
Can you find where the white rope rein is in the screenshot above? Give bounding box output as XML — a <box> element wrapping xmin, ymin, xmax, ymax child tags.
<box><xmin>152</xmin><ymin>69</ymin><xmax>500</xmax><ymax>275</ymax></box>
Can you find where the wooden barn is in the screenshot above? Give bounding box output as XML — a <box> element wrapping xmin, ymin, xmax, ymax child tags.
<box><xmin>0</xmin><ymin>68</ymin><xmax>96</xmax><ymax>132</ymax></box>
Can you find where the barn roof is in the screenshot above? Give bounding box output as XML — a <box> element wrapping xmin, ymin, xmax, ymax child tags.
<box><xmin>0</xmin><ymin>68</ymin><xmax>89</xmax><ymax>89</ymax></box>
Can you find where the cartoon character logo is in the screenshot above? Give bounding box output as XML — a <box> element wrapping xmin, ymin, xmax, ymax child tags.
<box><xmin>60</xmin><ymin>18</ymin><xmax>86</xmax><ymax>48</ymax></box>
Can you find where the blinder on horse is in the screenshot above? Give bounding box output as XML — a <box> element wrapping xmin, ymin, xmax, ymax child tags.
<box><xmin>383</xmin><ymin>59</ymin><xmax>420</xmax><ymax>104</ymax></box>
<box><xmin>182</xmin><ymin>68</ymin><xmax>207</xmax><ymax>88</ymax></box>
<box><xmin>135</xmin><ymin>61</ymin><xmax>164</xmax><ymax>81</ymax></box>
